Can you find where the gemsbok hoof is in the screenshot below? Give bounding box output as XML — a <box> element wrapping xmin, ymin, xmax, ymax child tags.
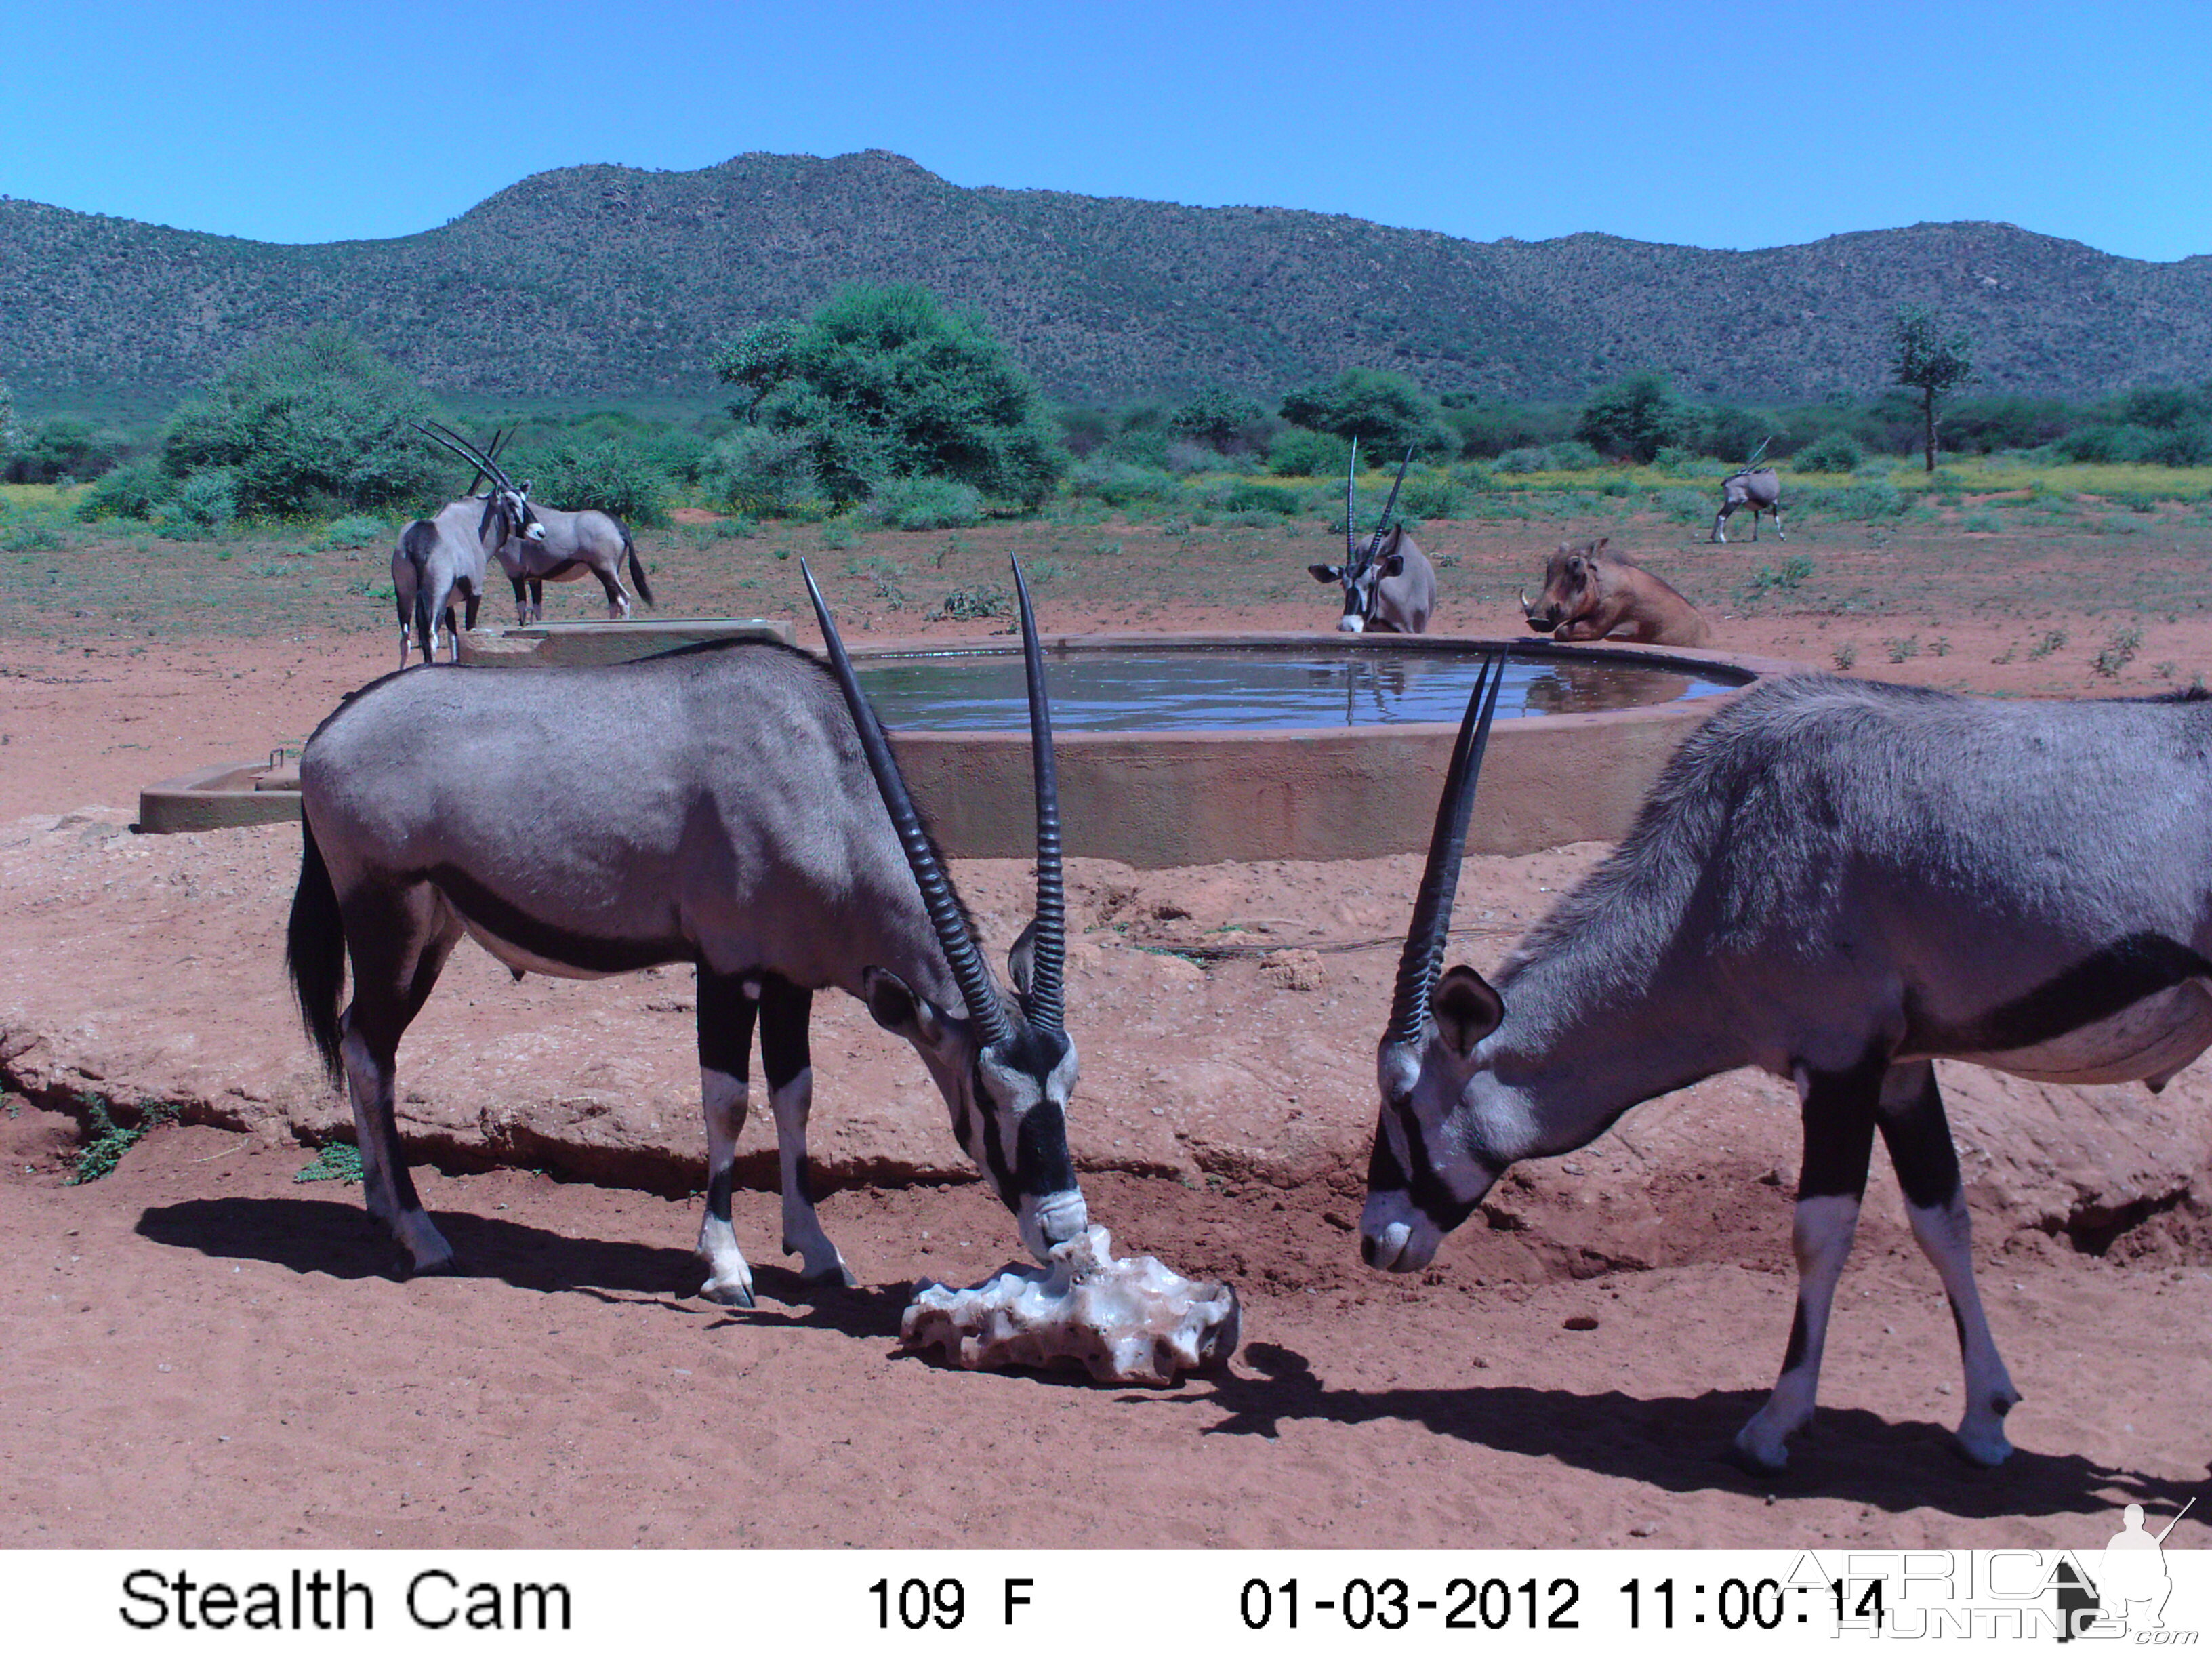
<box><xmin>699</xmin><ymin>1276</ymin><xmax>756</xmax><ymax>1309</ymax></box>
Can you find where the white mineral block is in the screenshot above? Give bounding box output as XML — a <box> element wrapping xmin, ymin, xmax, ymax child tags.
<box><xmin>901</xmin><ymin>1225</ymin><xmax>1240</xmax><ymax>1386</ymax></box>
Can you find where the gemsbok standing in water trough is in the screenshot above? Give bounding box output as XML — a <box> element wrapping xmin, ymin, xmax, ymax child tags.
<box><xmin>288</xmin><ymin>558</ymin><xmax>1088</xmax><ymax>1300</ymax></box>
<box><xmin>1361</xmin><ymin>662</ymin><xmax>2212</xmax><ymax>1471</ymax></box>
<box><xmin>1308</xmin><ymin>442</ymin><xmax>1437</xmax><ymax>634</ymax></box>
<box><xmin>392</xmin><ymin>423</ymin><xmax>545</xmax><ymax>665</ymax></box>
<box><xmin>1712</xmin><ymin>441</ymin><xmax>1785</xmax><ymax>544</ymax></box>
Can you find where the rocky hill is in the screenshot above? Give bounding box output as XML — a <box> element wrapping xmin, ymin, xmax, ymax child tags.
<box><xmin>4</xmin><ymin>149</ymin><xmax>2206</xmax><ymax>406</ymax></box>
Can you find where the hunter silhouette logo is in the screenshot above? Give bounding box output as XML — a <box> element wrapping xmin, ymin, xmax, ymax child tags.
<box><xmin>2057</xmin><ymin>1497</ymin><xmax>2196</xmax><ymax>1641</ymax></box>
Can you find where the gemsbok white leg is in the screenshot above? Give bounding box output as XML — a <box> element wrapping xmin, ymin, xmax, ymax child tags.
<box><xmin>1736</xmin><ymin>1058</ymin><xmax>1879</xmax><ymax>1471</ymax></box>
<box><xmin>1875</xmin><ymin>1059</ymin><xmax>2021</xmax><ymax>1465</ymax></box>
<box><xmin>695</xmin><ymin>969</ymin><xmax>762</xmax><ymax>1307</ymax></box>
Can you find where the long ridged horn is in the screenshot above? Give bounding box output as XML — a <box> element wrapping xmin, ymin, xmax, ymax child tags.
<box><xmin>1345</xmin><ymin>437</ymin><xmax>1359</xmax><ymax>569</ymax></box>
<box><xmin>1010</xmin><ymin>558</ymin><xmax>1065</xmax><ymax>1035</ymax></box>
<box><xmin>418</xmin><ymin>420</ymin><xmax>518</xmax><ymax>497</ymax></box>
<box><xmin>801</xmin><ymin>560</ymin><xmax>1012</xmax><ymax>1048</ymax></box>
<box><xmin>1366</xmin><ymin>445</ymin><xmax>1416</xmax><ymax>562</ymax></box>
<box><xmin>1385</xmin><ymin>650</ymin><xmax>1509</xmax><ymax>1047</ymax></box>
<box><xmin>464</xmin><ymin>426</ymin><xmax>506</xmax><ymax>496</ymax></box>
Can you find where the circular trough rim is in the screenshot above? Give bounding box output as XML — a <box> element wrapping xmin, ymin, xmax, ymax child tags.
<box><xmin>840</xmin><ymin>629</ymin><xmax>1809</xmax><ymax>743</ymax></box>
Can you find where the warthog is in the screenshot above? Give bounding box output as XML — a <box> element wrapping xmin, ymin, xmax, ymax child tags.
<box><xmin>1713</xmin><ymin>466</ymin><xmax>1785</xmax><ymax>544</ymax></box>
<box><xmin>1521</xmin><ymin>539</ymin><xmax>1711</xmax><ymax>647</ymax></box>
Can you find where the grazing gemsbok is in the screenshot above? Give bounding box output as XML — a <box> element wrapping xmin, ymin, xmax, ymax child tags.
<box><xmin>1712</xmin><ymin>464</ymin><xmax>1786</xmax><ymax>544</ymax></box>
<box><xmin>287</xmin><ymin>557</ymin><xmax>1088</xmax><ymax>1298</ymax></box>
<box><xmin>1361</xmin><ymin>666</ymin><xmax>2212</xmax><ymax>1471</ymax></box>
<box><xmin>393</xmin><ymin>423</ymin><xmax>545</xmax><ymax>665</ymax></box>
<box><xmin>493</xmin><ymin>502</ymin><xmax>655</xmax><ymax>625</ymax></box>
<box><xmin>1308</xmin><ymin>443</ymin><xmax>1437</xmax><ymax>634</ymax></box>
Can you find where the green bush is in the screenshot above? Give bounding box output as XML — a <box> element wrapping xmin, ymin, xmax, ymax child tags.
<box><xmin>160</xmin><ymin>469</ymin><xmax>238</xmax><ymax>538</ymax></box>
<box><xmin>1279</xmin><ymin>369</ymin><xmax>1448</xmax><ymax>455</ymax></box>
<box><xmin>317</xmin><ymin>514</ymin><xmax>389</xmax><ymax>549</ymax></box>
<box><xmin>525</xmin><ymin>436</ymin><xmax>670</xmax><ymax>527</ymax></box>
<box><xmin>1222</xmin><ymin>480</ymin><xmax>1303</xmax><ymax>515</ymax></box>
<box><xmin>163</xmin><ymin>325</ymin><xmax>438</xmax><ymax>516</ymax></box>
<box><xmin>864</xmin><ymin>476</ymin><xmax>983</xmax><ymax>531</ymax></box>
<box><xmin>730</xmin><ymin>283</ymin><xmax>1069</xmax><ymax>508</ymax></box>
<box><xmin>6</xmin><ymin>417</ymin><xmax>131</xmax><ymax>485</ymax></box>
<box><xmin>701</xmin><ymin>427</ymin><xmax>819</xmax><ymax>516</ymax></box>
<box><xmin>77</xmin><ymin>455</ymin><xmax>176</xmax><ymax>522</ymax></box>
<box><xmin>1547</xmin><ymin>439</ymin><xmax>1602</xmax><ymax>470</ymax></box>
<box><xmin>1793</xmin><ymin>432</ymin><xmax>1864</xmax><ymax>473</ymax></box>
<box><xmin>1494</xmin><ymin>445</ymin><xmax>1552</xmax><ymax>474</ymax></box>
<box><xmin>1168</xmin><ymin>388</ymin><xmax>1268</xmax><ymax>449</ymax></box>
<box><xmin>1576</xmin><ymin>370</ymin><xmax>1684</xmax><ymax>463</ymax></box>
<box><xmin>1070</xmin><ymin>458</ymin><xmax>1179</xmax><ymax>507</ymax></box>
<box><xmin>1265</xmin><ymin>427</ymin><xmax>1353</xmax><ymax>478</ymax></box>
<box><xmin>1399</xmin><ymin>470</ymin><xmax>1462</xmax><ymax>519</ymax></box>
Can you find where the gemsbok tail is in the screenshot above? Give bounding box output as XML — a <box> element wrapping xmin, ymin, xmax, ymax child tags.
<box><xmin>286</xmin><ymin>813</ymin><xmax>348</xmax><ymax>1088</ymax></box>
<box><xmin>622</xmin><ymin>520</ymin><xmax>655</xmax><ymax>608</ymax></box>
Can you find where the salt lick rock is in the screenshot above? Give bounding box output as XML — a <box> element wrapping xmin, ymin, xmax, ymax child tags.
<box><xmin>901</xmin><ymin>1225</ymin><xmax>1241</xmax><ymax>1385</ymax></box>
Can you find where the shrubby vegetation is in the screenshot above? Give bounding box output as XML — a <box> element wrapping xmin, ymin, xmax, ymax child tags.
<box><xmin>714</xmin><ymin>283</ymin><xmax>1069</xmax><ymax>508</ymax></box>
<box><xmin>518</xmin><ymin>435</ymin><xmax>670</xmax><ymax>527</ymax></box>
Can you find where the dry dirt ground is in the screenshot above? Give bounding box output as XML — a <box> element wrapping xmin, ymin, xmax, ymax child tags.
<box><xmin>1</xmin><ymin>510</ymin><xmax>2207</xmax><ymax>1552</ymax></box>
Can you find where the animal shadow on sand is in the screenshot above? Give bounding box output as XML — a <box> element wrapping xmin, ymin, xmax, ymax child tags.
<box><xmin>1139</xmin><ymin>1340</ymin><xmax>2203</xmax><ymax>1525</ymax></box>
<box><xmin>133</xmin><ymin>1195</ymin><xmax>906</xmax><ymax>1339</ymax></box>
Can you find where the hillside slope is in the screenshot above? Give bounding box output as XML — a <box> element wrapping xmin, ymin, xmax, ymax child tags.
<box><xmin>3</xmin><ymin>150</ymin><xmax>2206</xmax><ymax>405</ymax></box>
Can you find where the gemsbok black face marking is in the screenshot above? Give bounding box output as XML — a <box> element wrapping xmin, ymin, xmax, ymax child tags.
<box><xmin>287</xmin><ymin>555</ymin><xmax>1086</xmax><ymax>1301</ymax></box>
<box><xmin>1306</xmin><ymin>439</ymin><xmax>1437</xmax><ymax>635</ymax></box>
<box><xmin>1361</xmin><ymin>669</ymin><xmax>2212</xmax><ymax>1473</ymax></box>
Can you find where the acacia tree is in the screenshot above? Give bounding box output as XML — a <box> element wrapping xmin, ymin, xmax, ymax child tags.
<box><xmin>1278</xmin><ymin>368</ymin><xmax>1444</xmax><ymax>455</ymax></box>
<box><xmin>1576</xmin><ymin>369</ymin><xmax>1685</xmax><ymax>463</ymax></box>
<box><xmin>1891</xmin><ymin>306</ymin><xmax>1975</xmax><ymax>472</ymax></box>
<box><xmin>717</xmin><ymin>285</ymin><xmax>1067</xmax><ymax>507</ymax></box>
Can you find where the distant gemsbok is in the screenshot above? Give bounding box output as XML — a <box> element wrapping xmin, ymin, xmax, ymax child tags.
<box><xmin>1712</xmin><ymin>440</ymin><xmax>1785</xmax><ymax>544</ymax></box>
<box><xmin>288</xmin><ymin>558</ymin><xmax>1088</xmax><ymax>1298</ymax></box>
<box><xmin>493</xmin><ymin>503</ymin><xmax>655</xmax><ymax>625</ymax></box>
<box><xmin>1361</xmin><ymin>663</ymin><xmax>2212</xmax><ymax>1471</ymax></box>
<box><xmin>392</xmin><ymin>424</ymin><xmax>544</xmax><ymax>665</ymax></box>
<box><xmin>1308</xmin><ymin>443</ymin><xmax>1437</xmax><ymax>634</ymax></box>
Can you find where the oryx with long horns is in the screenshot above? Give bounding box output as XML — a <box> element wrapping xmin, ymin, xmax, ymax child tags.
<box><xmin>287</xmin><ymin>558</ymin><xmax>1087</xmax><ymax>1295</ymax></box>
<box><xmin>1362</xmin><ymin>666</ymin><xmax>2212</xmax><ymax>1471</ymax></box>
<box><xmin>394</xmin><ymin>422</ymin><xmax>546</xmax><ymax>665</ymax></box>
<box><xmin>1308</xmin><ymin>442</ymin><xmax>1437</xmax><ymax>634</ymax></box>
<box><xmin>1712</xmin><ymin>438</ymin><xmax>1785</xmax><ymax>544</ymax></box>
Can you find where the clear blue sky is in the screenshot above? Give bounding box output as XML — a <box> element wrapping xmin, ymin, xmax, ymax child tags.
<box><xmin>3</xmin><ymin>0</ymin><xmax>2205</xmax><ymax>262</ymax></box>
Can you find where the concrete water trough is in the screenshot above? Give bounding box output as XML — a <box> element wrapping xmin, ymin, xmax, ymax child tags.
<box><xmin>138</xmin><ymin>624</ymin><xmax>1803</xmax><ymax>862</ymax></box>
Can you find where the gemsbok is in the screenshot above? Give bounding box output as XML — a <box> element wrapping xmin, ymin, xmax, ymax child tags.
<box><xmin>1712</xmin><ymin>465</ymin><xmax>1785</xmax><ymax>544</ymax></box>
<box><xmin>394</xmin><ymin>424</ymin><xmax>544</xmax><ymax>665</ymax></box>
<box><xmin>1361</xmin><ymin>663</ymin><xmax>2212</xmax><ymax>1471</ymax></box>
<box><xmin>1308</xmin><ymin>443</ymin><xmax>1437</xmax><ymax>634</ymax></box>
<box><xmin>287</xmin><ymin>558</ymin><xmax>1088</xmax><ymax>1300</ymax></box>
<box><xmin>495</xmin><ymin>502</ymin><xmax>655</xmax><ymax>625</ymax></box>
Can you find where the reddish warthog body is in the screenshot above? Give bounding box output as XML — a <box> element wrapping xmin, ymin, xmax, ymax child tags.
<box><xmin>1521</xmin><ymin>539</ymin><xmax>1711</xmax><ymax>647</ymax></box>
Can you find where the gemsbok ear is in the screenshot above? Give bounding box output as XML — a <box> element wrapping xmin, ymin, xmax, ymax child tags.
<box><xmin>1431</xmin><ymin>964</ymin><xmax>1504</xmax><ymax>1056</ymax></box>
<box><xmin>863</xmin><ymin>966</ymin><xmax>945</xmax><ymax>1045</ymax></box>
<box><xmin>1008</xmin><ymin>918</ymin><xmax>1040</xmax><ymax>1002</ymax></box>
<box><xmin>1309</xmin><ymin>564</ymin><xmax>1341</xmax><ymax>583</ymax></box>
<box><xmin>1382</xmin><ymin>554</ymin><xmax>1405</xmax><ymax>577</ymax></box>
<box><xmin>1593</xmin><ymin>537</ymin><xmax>1609</xmax><ymax>555</ymax></box>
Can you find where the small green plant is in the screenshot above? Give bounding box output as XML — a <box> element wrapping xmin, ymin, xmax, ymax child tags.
<box><xmin>2027</xmin><ymin>628</ymin><xmax>2070</xmax><ymax>660</ymax></box>
<box><xmin>844</xmin><ymin>554</ymin><xmax>906</xmax><ymax>607</ymax></box>
<box><xmin>66</xmin><ymin>1095</ymin><xmax>176</xmax><ymax>1185</ymax></box>
<box><xmin>1962</xmin><ymin>510</ymin><xmax>2003</xmax><ymax>533</ymax></box>
<box><xmin>1931</xmin><ymin>637</ymin><xmax>1951</xmax><ymax>657</ymax></box>
<box><xmin>935</xmin><ymin>584</ymin><xmax>1012</xmax><ymax>621</ymax></box>
<box><xmin>1734</xmin><ymin>555</ymin><xmax>1815</xmax><ymax>608</ymax></box>
<box><xmin>1886</xmin><ymin>636</ymin><xmax>1921</xmax><ymax>663</ymax></box>
<box><xmin>864</xmin><ymin>476</ymin><xmax>985</xmax><ymax>531</ymax></box>
<box><xmin>1832</xmin><ymin>642</ymin><xmax>1858</xmax><ymax>671</ymax></box>
<box><xmin>819</xmin><ymin>520</ymin><xmax>859</xmax><ymax>550</ymax></box>
<box><xmin>294</xmin><ymin>1142</ymin><xmax>365</xmax><ymax>1184</ymax></box>
<box><xmin>2093</xmin><ymin>625</ymin><xmax>2144</xmax><ymax>678</ymax></box>
<box><xmin>316</xmin><ymin>514</ymin><xmax>388</xmax><ymax>550</ymax></box>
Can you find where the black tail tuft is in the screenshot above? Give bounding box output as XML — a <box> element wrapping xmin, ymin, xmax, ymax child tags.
<box><xmin>622</xmin><ymin>521</ymin><xmax>655</xmax><ymax>609</ymax></box>
<box><xmin>286</xmin><ymin>815</ymin><xmax>348</xmax><ymax>1089</ymax></box>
